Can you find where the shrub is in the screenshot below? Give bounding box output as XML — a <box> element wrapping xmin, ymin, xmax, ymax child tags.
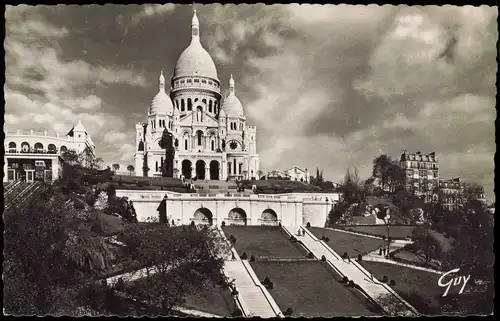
<box><xmin>342</xmin><ymin>276</ymin><xmax>349</xmax><ymax>283</ymax></box>
<box><xmin>266</xmin><ymin>281</ymin><xmax>274</xmax><ymax>289</ymax></box>
<box><xmin>382</xmin><ymin>276</ymin><xmax>389</xmax><ymax>283</ymax></box>
<box><xmin>290</xmin><ymin>236</ymin><xmax>296</xmax><ymax>241</ymax></box>
<box><xmin>190</xmin><ymin>221</ymin><xmax>195</xmax><ymax>227</ymax></box>
<box><xmin>324</xmin><ymin>237</ymin><xmax>330</xmax><ymax>242</ymax></box>
<box><xmin>348</xmin><ymin>280</ymin><xmax>355</xmax><ymax>287</ymax></box>
<box><xmin>232</xmin><ymin>289</ymin><xmax>239</xmax><ymax>296</ymax></box>
<box><xmin>284</xmin><ymin>308</ymin><xmax>293</xmax><ymax>316</ymax></box>
<box><xmin>263</xmin><ymin>277</ymin><xmax>270</xmax><ymax>285</ymax></box>
<box><xmin>308</xmin><ymin>252</ymin><xmax>315</xmax><ymax>259</ymax></box>
<box><xmin>241</xmin><ymin>252</ymin><xmax>248</xmax><ymax>260</ymax></box>
<box><xmin>232</xmin><ymin>308</ymin><xmax>243</xmax><ymax>317</ymax></box>
<box><xmin>357</xmin><ymin>254</ymin><xmax>362</xmax><ymax>261</ymax></box>
<box><xmin>278</xmin><ymin>222</ymin><xmax>282</xmax><ymax>227</ymax></box>
<box><xmin>389</xmin><ymin>280</ymin><xmax>396</xmax><ymax>286</ymax></box>
<box><xmin>74</xmin><ymin>200</ymin><xmax>86</xmax><ymax>209</ymax></box>
<box><xmin>306</xmin><ymin>222</ymin><xmax>311</xmax><ymax>228</ymax></box>
<box><xmin>221</xmin><ymin>221</ymin><xmax>226</xmax><ymax>227</ymax></box>
<box><xmin>321</xmin><ymin>235</ymin><xmax>326</xmax><ymax>241</ymax></box>
<box><xmin>250</xmin><ymin>255</ymin><xmax>255</xmax><ymax>262</ymax></box>
<box><xmin>342</xmin><ymin>252</ymin><xmax>348</xmax><ymax>259</ymax></box>
<box><xmin>379</xmin><ymin>248</ymin><xmax>383</xmax><ymax>255</ymax></box>
<box><xmin>321</xmin><ymin>255</ymin><xmax>326</xmax><ymax>261</ymax></box>
<box><xmin>382</xmin><ymin>235</ymin><xmax>386</xmax><ymax>240</ymax></box>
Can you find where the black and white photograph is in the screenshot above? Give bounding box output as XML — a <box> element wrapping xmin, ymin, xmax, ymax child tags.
<box><xmin>3</xmin><ymin>3</ymin><xmax>496</xmax><ymax>317</ymax></box>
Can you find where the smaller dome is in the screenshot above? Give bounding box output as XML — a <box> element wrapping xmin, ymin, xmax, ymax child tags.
<box><xmin>222</xmin><ymin>74</ymin><xmax>244</xmax><ymax>118</ymax></box>
<box><xmin>150</xmin><ymin>91</ymin><xmax>173</xmax><ymax>115</ymax></box>
<box><xmin>222</xmin><ymin>94</ymin><xmax>244</xmax><ymax>118</ymax></box>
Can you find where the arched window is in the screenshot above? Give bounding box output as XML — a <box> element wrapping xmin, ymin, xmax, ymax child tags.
<box><xmin>187</xmin><ymin>98</ymin><xmax>192</xmax><ymax>111</ymax></box>
<box><xmin>211</xmin><ymin>140</ymin><xmax>215</xmax><ymax>151</ymax></box>
<box><xmin>239</xmin><ymin>163</ymin><xmax>243</xmax><ymax>174</ymax></box>
<box><xmin>209</xmin><ymin>101</ymin><xmax>213</xmax><ymax>113</ymax></box>
<box><xmin>202</xmin><ymin>99</ymin><xmax>207</xmax><ymax>105</ymax></box>
<box><xmin>228</xmin><ymin>163</ymin><xmax>232</xmax><ymax>175</ymax></box>
<box><xmin>176</xmin><ymin>100</ymin><xmax>179</xmax><ymax>108</ymax></box>
<box><xmin>197</xmin><ymin>131</ymin><xmax>203</xmax><ymax>146</ymax></box>
<box><xmin>184</xmin><ymin>139</ymin><xmax>188</xmax><ymax>150</ymax></box>
<box><xmin>8</xmin><ymin>142</ymin><xmax>16</xmax><ymax>152</ymax></box>
<box><xmin>34</xmin><ymin>142</ymin><xmax>44</xmax><ymax>151</ymax></box>
<box><xmin>156</xmin><ymin>161</ymin><xmax>159</xmax><ymax>172</ymax></box>
<box><xmin>60</xmin><ymin>145</ymin><xmax>67</xmax><ymax>153</ymax></box>
<box><xmin>21</xmin><ymin>142</ymin><xmax>30</xmax><ymax>152</ymax></box>
<box><xmin>181</xmin><ymin>99</ymin><xmax>185</xmax><ymax>111</ymax></box>
<box><xmin>48</xmin><ymin>144</ymin><xmax>57</xmax><ymax>153</ymax></box>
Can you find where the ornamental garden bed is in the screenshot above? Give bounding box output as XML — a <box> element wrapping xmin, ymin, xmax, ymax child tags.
<box><xmin>250</xmin><ymin>261</ymin><xmax>379</xmax><ymax>317</ymax></box>
<box><xmin>308</xmin><ymin>227</ymin><xmax>386</xmax><ymax>256</ymax></box>
<box><xmin>222</xmin><ymin>226</ymin><xmax>308</xmax><ymax>258</ymax></box>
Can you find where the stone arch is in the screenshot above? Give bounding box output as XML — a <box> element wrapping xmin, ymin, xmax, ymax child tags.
<box><xmin>261</xmin><ymin>209</ymin><xmax>278</xmax><ymax>226</ymax></box>
<box><xmin>182</xmin><ymin>159</ymin><xmax>192</xmax><ymax>179</ymax></box>
<box><xmin>187</xmin><ymin>98</ymin><xmax>192</xmax><ymax>111</ymax></box>
<box><xmin>196</xmin><ymin>130</ymin><xmax>203</xmax><ymax>146</ymax></box>
<box><xmin>21</xmin><ymin>142</ymin><xmax>30</xmax><ymax>152</ymax></box>
<box><xmin>209</xmin><ymin>100</ymin><xmax>213</xmax><ymax>113</ymax></box>
<box><xmin>60</xmin><ymin>145</ymin><xmax>67</xmax><ymax>153</ymax></box>
<box><xmin>209</xmin><ymin>160</ymin><xmax>220</xmax><ymax>180</ymax></box>
<box><xmin>193</xmin><ymin>207</ymin><xmax>213</xmax><ymax>226</ymax></box>
<box><xmin>228</xmin><ymin>208</ymin><xmax>247</xmax><ymax>226</ymax></box>
<box><xmin>8</xmin><ymin>142</ymin><xmax>16</xmax><ymax>151</ymax></box>
<box><xmin>196</xmin><ymin>159</ymin><xmax>206</xmax><ymax>180</ymax></box>
<box><xmin>181</xmin><ymin>99</ymin><xmax>185</xmax><ymax>111</ymax></box>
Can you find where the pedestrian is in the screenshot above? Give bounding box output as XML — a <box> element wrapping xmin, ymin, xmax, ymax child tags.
<box><xmin>371</xmin><ymin>274</ymin><xmax>374</xmax><ymax>282</ymax></box>
<box><xmin>348</xmin><ymin>254</ymin><xmax>351</xmax><ymax>263</ymax></box>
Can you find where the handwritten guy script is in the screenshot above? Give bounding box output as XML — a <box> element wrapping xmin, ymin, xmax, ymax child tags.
<box><xmin>438</xmin><ymin>268</ymin><xmax>471</xmax><ymax>297</ymax></box>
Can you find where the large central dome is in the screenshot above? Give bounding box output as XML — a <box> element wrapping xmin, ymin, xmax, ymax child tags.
<box><xmin>174</xmin><ymin>41</ymin><xmax>218</xmax><ymax>80</ymax></box>
<box><xmin>173</xmin><ymin>9</ymin><xmax>218</xmax><ymax>81</ymax></box>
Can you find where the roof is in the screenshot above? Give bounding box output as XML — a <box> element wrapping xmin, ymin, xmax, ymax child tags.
<box><xmin>222</xmin><ymin>75</ymin><xmax>244</xmax><ymax>117</ymax></box>
<box><xmin>283</xmin><ymin>166</ymin><xmax>307</xmax><ymax>174</ymax></box>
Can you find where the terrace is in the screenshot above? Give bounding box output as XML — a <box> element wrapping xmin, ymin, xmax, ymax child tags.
<box><xmin>250</xmin><ymin>261</ymin><xmax>380</xmax><ymax>317</ymax></box>
<box><xmin>221</xmin><ymin>226</ymin><xmax>309</xmax><ymax>259</ymax></box>
<box><xmin>336</xmin><ymin>225</ymin><xmax>417</xmax><ymax>240</ymax></box>
<box><xmin>111</xmin><ymin>175</ymin><xmax>189</xmax><ymax>193</ymax></box>
<box><xmin>240</xmin><ymin>179</ymin><xmax>321</xmax><ymax>194</ymax></box>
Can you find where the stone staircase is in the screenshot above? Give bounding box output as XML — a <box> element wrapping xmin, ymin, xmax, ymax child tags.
<box><xmin>286</xmin><ymin>226</ymin><xmax>420</xmax><ymax>317</ymax></box>
<box><xmin>223</xmin><ymin>260</ymin><xmax>280</xmax><ymax>318</ymax></box>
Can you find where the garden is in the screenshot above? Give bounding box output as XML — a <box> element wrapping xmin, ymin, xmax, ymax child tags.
<box><xmin>308</xmin><ymin>227</ymin><xmax>386</xmax><ymax>256</ymax></box>
<box><xmin>250</xmin><ymin>261</ymin><xmax>379</xmax><ymax>317</ymax></box>
<box><xmin>222</xmin><ymin>226</ymin><xmax>309</xmax><ymax>258</ymax></box>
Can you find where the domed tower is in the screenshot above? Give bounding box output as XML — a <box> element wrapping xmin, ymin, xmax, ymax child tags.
<box><xmin>222</xmin><ymin>74</ymin><xmax>246</xmax><ymax>153</ymax></box>
<box><xmin>170</xmin><ymin>9</ymin><xmax>222</xmax><ymax>120</ymax></box>
<box><xmin>149</xmin><ymin>71</ymin><xmax>174</xmax><ymax>135</ymax></box>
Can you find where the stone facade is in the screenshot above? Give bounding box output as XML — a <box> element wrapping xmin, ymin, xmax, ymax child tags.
<box><xmin>134</xmin><ymin>10</ymin><xmax>260</xmax><ymax>181</ymax></box>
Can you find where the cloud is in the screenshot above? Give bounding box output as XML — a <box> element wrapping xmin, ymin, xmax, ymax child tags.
<box><xmin>131</xmin><ymin>4</ymin><xmax>176</xmax><ymax>25</ymax></box>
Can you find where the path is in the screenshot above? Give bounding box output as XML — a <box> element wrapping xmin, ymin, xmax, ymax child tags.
<box><xmin>285</xmin><ymin>226</ymin><xmax>420</xmax><ymax>316</ymax></box>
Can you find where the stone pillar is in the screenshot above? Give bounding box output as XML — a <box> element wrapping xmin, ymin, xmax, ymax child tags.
<box><xmin>147</xmin><ymin>153</ymin><xmax>154</xmax><ymax>177</ymax></box>
<box><xmin>191</xmin><ymin>166</ymin><xmax>196</xmax><ymax>179</ymax></box>
<box><xmin>52</xmin><ymin>159</ymin><xmax>60</xmax><ymax>182</ymax></box>
<box><xmin>205</xmin><ymin>166</ymin><xmax>209</xmax><ymax>180</ymax></box>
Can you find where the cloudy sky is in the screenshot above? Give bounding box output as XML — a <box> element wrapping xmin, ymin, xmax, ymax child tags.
<box><xmin>4</xmin><ymin>4</ymin><xmax>497</xmax><ymax>201</ymax></box>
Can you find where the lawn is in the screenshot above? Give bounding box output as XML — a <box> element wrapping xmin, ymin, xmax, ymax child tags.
<box><xmin>250</xmin><ymin>261</ymin><xmax>380</xmax><ymax>317</ymax></box>
<box><xmin>358</xmin><ymin>260</ymin><xmax>486</xmax><ymax>315</ymax></box>
<box><xmin>339</xmin><ymin>225</ymin><xmax>416</xmax><ymax>239</ymax></box>
<box><xmin>308</xmin><ymin>227</ymin><xmax>386</xmax><ymax>256</ymax></box>
<box><xmin>222</xmin><ymin>226</ymin><xmax>308</xmax><ymax>258</ymax></box>
<box><xmin>182</xmin><ymin>282</ymin><xmax>234</xmax><ymax>316</ymax></box>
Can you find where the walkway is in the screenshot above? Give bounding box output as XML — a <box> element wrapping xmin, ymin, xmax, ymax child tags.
<box><xmin>287</xmin><ymin>226</ymin><xmax>420</xmax><ymax>316</ymax></box>
<box><xmin>216</xmin><ymin>226</ymin><xmax>282</xmax><ymax>318</ymax></box>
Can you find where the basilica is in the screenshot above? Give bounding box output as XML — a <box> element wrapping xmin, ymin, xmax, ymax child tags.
<box><xmin>134</xmin><ymin>10</ymin><xmax>260</xmax><ymax>181</ymax></box>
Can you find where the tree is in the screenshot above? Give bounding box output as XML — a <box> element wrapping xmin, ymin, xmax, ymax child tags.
<box><xmin>112</xmin><ymin>164</ymin><xmax>120</xmax><ymax>172</ymax></box>
<box><xmin>411</xmin><ymin>227</ymin><xmax>444</xmax><ymax>265</ymax></box>
<box><xmin>372</xmin><ymin>154</ymin><xmax>392</xmax><ymax>191</ymax></box>
<box><xmin>374</xmin><ymin>204</ymin><xmax>393</xmax><ymax>254</ymax></box>
<box><xmin>127</xmin><ymin>165</ymin><xmax>135</xmax><ymax>176</ymax></box>
<box><xmin>257</xmin><ymin>170</ymin><xmax>263</xmax><ymax>179</ymax></box>
<box><xmin>4</xmin><ymin>185</ymin><xmax>116</xmax><ymax>315</ymax></box>
<box><xmin>116</xmin><ymin>223</ymin><xmax>230</xmax><ymax>315</ymax></box>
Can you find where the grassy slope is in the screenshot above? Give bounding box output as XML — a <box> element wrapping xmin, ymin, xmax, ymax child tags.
<box><xmin>359</xmin><ymin>260</ymin><xmax>471</xmax><ymax>315</ymax></box>
<box><xmin>339</xmin><ymin>225</ymin><xmax>416</xmax><ymax>239</ymax></box>
<box><xmin>308</xmin><ymin>227</ymin><xmax>386</xmax><ymax>256</ymax></box>
<box><xmin>222</xmin><ymin>226</ymin><xmax>308</xmax><ymax>258</ymax></box>
<box><xmin>250</xmin><ymin>261</ymin><xmax>379</xmax><ymax>317</ymax></box>
<box><xmin>182</xmin><ymin>282</ymin><xmax>233</xmax><ymax>316</ymax></box>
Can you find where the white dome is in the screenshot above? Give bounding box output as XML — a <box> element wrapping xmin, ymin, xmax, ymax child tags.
<box><xmin>222</xmin><ymin>93</ymin><xmax>244</xmax><ymax>118</ymax></box>
<box><xmin>174</xmin><ymin>41</ymin><xmax>218</xmax><ymax>80</ymax></box>
<box><xmin>222</xmin><ymin>75</ymin><xmax>244</xmax><ymax>118</ymax></box>
<box><xmin>150</xmin><ymin>91</ymin><xmax>173</xmax><ymax>115</ymax></box>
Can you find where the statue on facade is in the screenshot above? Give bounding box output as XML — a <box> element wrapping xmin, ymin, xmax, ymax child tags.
<box><xmin>159</xmin><ymin>128</ymin><xmax>175</xmax><ymax>177</ymax></box>
<box><xmin>221</xmin><ymin>139</ymin><xmax>226</xmax><ymax>151</ymax></box>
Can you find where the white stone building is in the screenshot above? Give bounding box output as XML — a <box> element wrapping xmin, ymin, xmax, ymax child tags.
<box><xmin>283</xmin><ymin>166</ymin><xmax>311</xmax><ymax>183</ymax></box>
<box><xmin>4</xmin><ymin>120</ymin><xmax>95</xmax><ymax>183</ymax></box>
<box><xmin>134</xmin><ymin>10</ymin><xmax>260</xmax><ymax>181</ymax></box>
